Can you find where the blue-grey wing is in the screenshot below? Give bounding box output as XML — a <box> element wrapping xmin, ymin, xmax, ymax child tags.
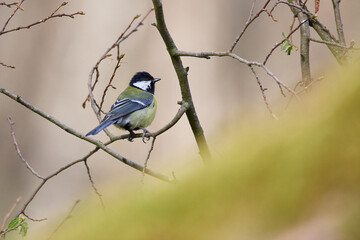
<box><xmin>85</xmin><ymin>97</ymin><xmax>152</xmax><ymax>136</ymax></box>
<box><xmin>104</xmin><ymin>97</ymin><xmax>152</xmax><ymax>122</ymax></box>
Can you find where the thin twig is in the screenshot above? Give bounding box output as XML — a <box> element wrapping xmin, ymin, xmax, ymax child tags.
<box><xmin>8</xmin><ymin>101</ymin><xmax>188</xmax><ymax>222</ymax></box>
<box><xmin>263</xmin><ymin>16</ymin><xmax>312</xmax><ymax>65</ymax></box>
<box><xmin>247</xmin><ymin>0</ymin><xmax>257</xmax><ymax>22</ymax></box>
<box><xmin>15</xmin><ymin>147</ymin><xmax>101</xmax><ymax>222</ymax></box>
<box><xmin>289</xmin><ymin>15</ymin><xmax>296</xmax><ymax>44</ymax></box>
<box><xmin>47</xmin><ymin>200</ymin><xmax>80</xmax><ymax>240</ymax></box>
<box><xmin>172</xmin><ymin>50</ymin><xmax>299</xmax><ymax>100</ymax></box>
<box><xmin>0</xmin><ymin>61</ymin><xmax>15</xmax><ymax>68</ymax></box>
<box><xmin>7</xmin><ymin>117</ymin><xmax>45</xmax><ymax>180</ymax></box>
<box><xmin>0</xmin><ymin>197</ymin><xmax>21</xmax><ymax>231</ymax></box>
<box><xmin>286</xmin><ymin>76</ymin><xmax>324</xmax><ymax>108</ymax></box>
<box><xmin>1</xmin><ymin>101</ymin><xmax>188</xmax><ymax>223</ymax></box>
<box><xmin>287</xmin><ymin>0</ymin><xmax>345</xmax><ymax>63</ymax></box>
<box><xmin>0</xmin><ymin>2</ymin><xmax>84</xmax><ymax>36</ymax></box>
<box><xmin>85</xmin><ymin>9</ymin><xmax>153</xmax><ymax>120</ymax></box>
<box><xmin>142</xmin><ymin>137</ymin><xmax>157</xmax><ymax>184</ymax></box>
<box><xmin>0</xmin><ymin>1</ymin><xmax>20</xmax><ymax>8</ymax></box>
<box><xmin>110</xmin><ymin>101</ymin><xmax>190</xmax><ymax>141</ymax></box>
<box><xmin>84</xmin><ymin>160</ymin><xmax>104</xmax><ymax>209</ymax></box>
<box><xmin>22</xmin><ymin>212</ymin><xmax>46</xmax><ymax>222</ymax></box>
<box><xmin>98</xmin><ymin>53</ymin><xmax>125</xmax><ymax>113</ymax></box>
<box><xmin>0</xmin><ymin>88</ymin><xmax>173</xmax><ymax>183</ymax></box>
<box><xmin>249</xmin><ymin>65</ymin><xmax>278</xmax><ymax>120</ymax></box>
<box><xmin>295</xmin><ymin>76</ymin><xmax>324</xmax><ymax>95</ymax></box>
<box><xmin>83</xmin><ymin>9</ymin><xmax>153</xmax><ymax>140</ymax></box>
<box><xmin>0</xmin><ymin>0</ymin><xmax>24</xmax><ymax>33</ymax></box>
<box><xmin>229</xmin><ymin>0</ymin><xmax>271</xmax><ymax>52</ymax></box>
<box><xmin>309</xmin><ymin>38</ymin><xmax>359</xmax><ymax>50</ymax></box>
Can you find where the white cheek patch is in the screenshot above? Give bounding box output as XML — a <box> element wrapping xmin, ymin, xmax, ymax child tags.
<box><xmin>133</xmin><ymin>81</ymin><xmax>151</xmax><ymax>91</ymax></box>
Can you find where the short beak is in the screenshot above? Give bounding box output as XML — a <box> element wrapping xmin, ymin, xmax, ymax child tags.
<box><xmin>153</xmin><ymin>78</ymin><xmax>161</xmax><ymax>83</ymax></box>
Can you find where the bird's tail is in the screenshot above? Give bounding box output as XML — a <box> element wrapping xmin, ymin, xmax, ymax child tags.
<box><xmin>86</xmin><ymin>121</ymin><xmax>113</xmax><ymax>136</ymax></box>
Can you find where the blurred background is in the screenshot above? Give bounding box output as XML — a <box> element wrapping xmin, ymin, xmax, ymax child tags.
<box><xmin>0</xmin><ymin>0</ymin><xmax>359</xmax><ymax>237</ymax></box>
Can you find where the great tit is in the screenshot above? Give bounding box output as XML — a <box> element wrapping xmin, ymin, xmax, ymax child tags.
<box><xmin>86</xmin><ymin>71</ymin><xmax>160</xmax><ymax>142</ymax></box>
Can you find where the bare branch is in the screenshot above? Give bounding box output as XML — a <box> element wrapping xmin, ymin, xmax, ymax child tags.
<box><xmin>110</xmin><ymin>101</ymin><xmax>190</xmax><ymax>141</ymax></box>
<box><xmin>309</xmin><ymin>38</ymin><xmax>359</xmax><ymax>50</ymax></box>
<box><xmin>0</xmin><ymin>197</ymin><xmax>21</xmax><ymax>231</ymax></box>
<box><xmin>84</xmin><ymin>160</ymin><xmax>104</xmax><ymax>209</ymax></box>
<box><xmin>142</xmin><ymin>137</ymin><xmax>157</xmax><ymax>184</ymax></box>
<box><xmin>0</xmin><ymin>61</ymin><xmax>15</xmax><ymax>69</ymax></box>
<box><xmin>249</xmin><ymin>66</ymin><xmax>278</xmax><ymax>120</ymax></box>
<box><xmin>7</xmin><ymin>117</ymin><xmax>45</xmax><ymax>179</ymax></box>
<box><xmin>15</xmin><ymin>146</ymin><xmax>100</xmax><ymax>222</ymax></box>
<box><xmin>279</xmin><ymin>0</ymin><xmax>348</xmax><ymax>63</ymax></box>
<box><xmin>83</xmin><ymin>9</ymin><xmax>153</xmax><ymax>140</ymax></box>
<box><xmin>0</xmin><ymin>0</ymin><xmax>24</xmax><ymax>33</ymax></box>
<box><xmin>173</xmin><ymin>50</ymin><xmax>299</xmax><ymax>100</ymax></box>
<box><xmin>0</xmin><ymin>2</ymin><xmax>84</xmax><ymax>36</ymax></box>
<box><xmin>22</xmin><ymin>212</ymin><xmax>46</xmax><ymax>222</ymax></box>
<box><xmin>47</xmin><ymin>200</ymin><xmax>80</xmax><ymax>240</ymax></box>
<box><xmin>98</xmin><ymin>53</ymin><xmax>125</xmax><ymax>113</ymax></box>
<box><xmin>84</xmin><ymin>9</ymin><xmax>153</xmax><ymax>119</ymax></box>
<box><xmin>152</xmin><ymin>0</ymin><xmax>212</xmax><ymax>164</ymax></box>
<box><xmin>247</xmin><ymin>0</ymin><xmax>257</xmax><ymax>22</ymax></box>
<box><xmin>289</xmin><ymin>0</ymin><xmax>311</xmax><ymax>87</ymax></box>
<box><xmin>0</xmin><ymin>88</ymin><xmax>173</xmax><ymax>183</ymax></box>
<box><xmin>0</xmin><ymin>99</ymin><xmax>190</xmax><ymax>224</ymax></box>
<box><xmin>332</xmin><ymin>0</ymin><xmax>345</xmax><ymax>45</ymax></box>
<box><xmin>263</xmin><ymin>16</ymin><xmax>312</xmax><ymax>65</ymax></box>
<box><xmin>4</xmin><ymin>101</ymin><xmax>188</xmax><ymax>222</ymax></box>
<box><xmin>229</xmin><ymin>0</ymin><xmax>272</xmax><ymax>52</ymax></box>
<box><xmin>295</xmin><ymin>76</ymin><xmax>324</xmax><ymax>95</ymax></box>
<box><xmin>0</xmin><ymin>1</ymin><xmax>20</xmax><ymax>8</ymax></box>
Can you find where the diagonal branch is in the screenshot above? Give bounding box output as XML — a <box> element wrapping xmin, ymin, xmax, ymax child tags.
<box><xmin>84</xmin><ymin>160</ymin><xmax>104</xmax><ymax>209</ymax></box>
<box><xmin>280</xmin><ymin>0</ymin><xmax>345</xmax><ymax>64</ymax></box>
<box><xmin>0</xmin><ymin>0</ymin><xmax>24</xmax><ymax>33</ymax></box>
<box><xmin>98</xmin><ymin>53</ymin><xmax>125</xmax><ymax>113</ymax></box>
<box><xmin>0</xmin><ymin>2</ymin><xmax>84</xmax><ymax>36</ymax></box>
<box><xmin>331</xmin><ymin>0</ymin><xmax>345</xmax><ymax>46</ymax></box>
<box><xmin>263</xmin><ymin>15</ymin><xmax>312</xmax><ymax>65</ymax></box>
<box><xmin>7</xmin><ymin>117</ymin><xmax>45</xmax><ymax>180</ymax></box>
<box><xmin>47</xmin><ymin>200</ymin><xmax>80</xmax><ymax>240</ymax></box>
<box><xmin>152</xmin><ymin>0</ymin><xmax>212</xmax><ymax>164</ymax></box>
<box><xmin>109</xmin><ymin>101</ymin><xmax>190</xmax><ymax>141</ymax></box>
<box><xmin>3</xmin><ymin>101</ymin><xmax>188</xmax><ymax>222</ymax></box>
<box><xmin>249</xmin><ymin>66</ymin><xmax>278</xmax><ymax>120</ymax></box>
<box><xmin>0</xmin><ymin>197</ymin><xmax>21</xmax><ymax>231</ymax></box>
<box><xmin>0</xmin><ymin>88</ymin><xmax>172</xmax><ymax>183</ymax></box>
<box><xmin>0</xmin><ymin>94</ymin><xmax>189</xmax><ymax>223</ymax></box>
<box><xmin>229</xmin><ymin>0</ymin><xmax>272</xmax><ymax>52</ymax></box>
<box><xmin>142</xmin><ymin>137</ymin><xmax>157</xmax><ymax>184</ymax></box>
<box><xmin>84</xmin><ymin>9</ymin><xmax>153</xmax><ymax>121</ymax></box>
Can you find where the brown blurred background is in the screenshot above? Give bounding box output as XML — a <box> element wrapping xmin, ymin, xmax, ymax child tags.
<box><xmin>0</xmin><ymin>0</ymin><xmax>359</xmax><ymax>234</ymax></box>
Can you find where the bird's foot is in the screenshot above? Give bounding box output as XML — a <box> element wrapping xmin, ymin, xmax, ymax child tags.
<box><xmin>127</xmin><ymin>130</ymin><xmax>135</xmax><ymax>142</ymax></box>
<box><xmin>139</xmin><ymin>127</ymin><xmax>151</xmax><ymax>143</ymax></box>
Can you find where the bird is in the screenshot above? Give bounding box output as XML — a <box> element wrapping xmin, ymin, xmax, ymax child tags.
<box><xmin>86</xmin><ymin>71</ymin><xmax>160</xmax><ymax>143</ymax></box>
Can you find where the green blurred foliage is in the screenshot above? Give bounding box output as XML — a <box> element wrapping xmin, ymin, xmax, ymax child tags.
<box><xmin>34</xmin><ymin>64</ymin><xmax>360</xmax><ymax>239</ymax></box>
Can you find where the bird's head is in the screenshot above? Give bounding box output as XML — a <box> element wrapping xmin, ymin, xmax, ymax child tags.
<box><xmin>129</xmin><ymin>72</ymin><xmax>161</xmax><ymax>94</ymax></box>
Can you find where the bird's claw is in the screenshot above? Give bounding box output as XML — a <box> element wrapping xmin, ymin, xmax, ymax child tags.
<box><xmin>140</xmin><ymin>127</ymin><xmax>151</xmax><ymax>143</ymax></box>
<box><xmin>127</xmin><ymin>131</ymin><xmax>135</xmax><ymax>142</ymax></box>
